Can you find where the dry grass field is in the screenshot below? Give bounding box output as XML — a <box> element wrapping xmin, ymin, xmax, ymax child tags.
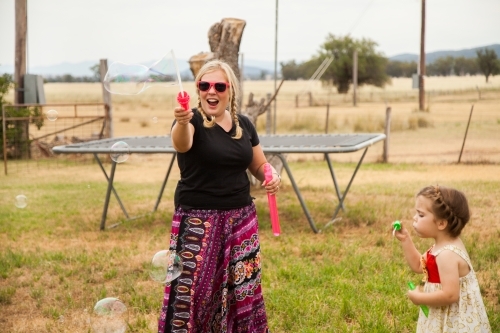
<box><xmin>1</xmin><ymin>75</ymin><xmax>499</xmax><ymax>332</ymax></box>
<box><xmin>5</xmin><ymin>74</ymin><xmax>499</xmax><ymax>166</ymax></box>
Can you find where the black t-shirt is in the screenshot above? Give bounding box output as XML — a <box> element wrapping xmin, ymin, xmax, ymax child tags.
<box><xmin>174</xmin><ymin>109</ymin><xmax>260</xmax><ymax>210</ymax></box>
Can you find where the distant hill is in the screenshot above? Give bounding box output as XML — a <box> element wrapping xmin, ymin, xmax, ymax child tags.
<box><xmin>389</xmin><ymin>44</ymin><xmax>500</xmax><ymax>64</ymax></box>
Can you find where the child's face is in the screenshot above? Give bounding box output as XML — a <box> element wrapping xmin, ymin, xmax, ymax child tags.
<box><xmin>412</xmin><ymin>195</ymin><xmax>439</xmax><ymax>238</ymax></box>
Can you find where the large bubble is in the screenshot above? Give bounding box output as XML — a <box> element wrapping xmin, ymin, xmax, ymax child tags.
<box><xmin>90</xmin><ymin>297</ymin><xmax>128</xmax><ymax>333</ymax></box>
<box><xmin>148</xmin><ymin>250</ymin><xmax>183</xmax><ymax>284</ymax></box>
<box><xmin>103</xmin><ymin>51</ymin><xmax>179</xmax><ymax>95</ymax></box>
<box><xmin>15</xmin><ymin>194</ymin><xmax>27</xmax><ymax>208</ymax></box>
<box><xmin>46</xmin><ymin>109</ymin><xmax>58</xmax><ymax>121</ymax></box>
<box><xmin>110</xmin><ymin>141</ymin><xmax>130</xmax><ymax>164</ymax></box>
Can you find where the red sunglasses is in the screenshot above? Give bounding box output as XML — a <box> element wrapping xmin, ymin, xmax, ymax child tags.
<box><xmin>197</xmin><ymin>81</ymin><xmax>230</xmax><ymax>93</ymax></box>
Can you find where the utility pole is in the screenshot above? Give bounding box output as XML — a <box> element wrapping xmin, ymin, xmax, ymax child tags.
<box><xmin>14</xmin><ymin>0</ymin><xmax>27</xmax><ymax>104</ymax></box>
<box><xmin>419</xmin><ymin>0</ymin><xmax>426</xmax><ymax>111</ymax></box>
<box><xmin>352</xmin><ymin>50</ymin><xmax>358</xmax><ymax>107</ymax></box>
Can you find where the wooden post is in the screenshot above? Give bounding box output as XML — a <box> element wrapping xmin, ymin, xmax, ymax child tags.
<box><xmin>419</xmin><ymin>0</ymin><xmax>426</xmax><ymax>111</ymax></box>
<box><xmin>308</xmin><ymin>92</ymin><xmax>312</xmax><ymax>107</ymax></box>
<box><xmin>266</xmin><ymin>93</ymin><xmax>272</xmax><ymax>134</ymax></box>
<box><xmin>99</xmin><ymin>59</ymin><xmax>113</xmax><ymax>138</ymax></box>
<box><xmin>383</xmin><ymin>107</ymin><xmax>391</xmax><ymax>163</ymax></box>
<box><xmin>353</xmin><ymin>50</ymin><xmax>358</xmax><ymax>107</ymax></box>
<box><xmin>295</xmin><ymin>94</ymin><xmax>299</xmax><ymax>108</ymax></box>
<box><xmin>14</xmin><ymin>0</ymin><xmax>27</xmax><ymax>104</ymax></box>
<box><xmin>458</xmin><ymin>105</ymin><xmax>474</xmax><ymax>164</ymax></box>
<box><xmin>325</xmin><ymin>104</ymin><xmax>330</xmax><ymax>134</ymax></box>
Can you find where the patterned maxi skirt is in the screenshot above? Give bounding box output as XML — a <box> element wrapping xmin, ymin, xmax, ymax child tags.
<box><xmin>158</xmin><ymin>203</ymin><xmax>269</xmax><ymax>333</ymax></box>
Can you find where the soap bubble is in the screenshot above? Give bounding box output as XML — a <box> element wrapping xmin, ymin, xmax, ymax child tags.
<box><xmin>149</xmin><ymin>250</ymin><xmax>183</xmax><ymax>284</ymax></box>
<box><xmin>46</xmin><ymin>109</ymin><xmax>58</xmax><ymax>121</ymax></box>
<box><xmin>15</xmin><ymin>194</ymin><xmax>27</xmax><ymax>208</ymax></box>
<box><xmin>103</xmin><ymin>51</ymin><xmax>179</xmax><ymax>95</ymax></box>
<box><xmin>90</xmin><ymin>297</ymin><xmax>128</xmax><ymax>333</ymax></box>
<box><xmin>110</xmin><ymin>141</ymin><xmax>130</xmax><ymax>164</ymax></box>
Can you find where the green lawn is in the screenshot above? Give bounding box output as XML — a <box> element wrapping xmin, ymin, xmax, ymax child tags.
<box><xmin>0</xmin><ymin>160</ymin><xmax>499</xmax><ymax>332</ymax></box>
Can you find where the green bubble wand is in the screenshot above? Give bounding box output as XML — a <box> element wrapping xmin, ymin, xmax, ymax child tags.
<box><xmin>392</xmin><ymin>220</ymin><xmax>429</xmax><ymax>317</ymax></box>
<box><xmin>408</xmin><ymin>281</ymin><xmax>430</xmax><ymax>317</ymax></box>
<box><xmin>392</xmin><ymin>220</ymin><xmax>402</xmax><ymax>237</ymax></box>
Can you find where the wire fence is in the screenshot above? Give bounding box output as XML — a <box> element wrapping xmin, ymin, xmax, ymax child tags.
<box><xmin>1</xmin><ymin>103</ymin><xmax>107</xmax><ymax>175</ymax></box>
<box><xmin>1</xmin><ymin>84</ymin><xmax>499</xmax><ymax>176</ymax></box>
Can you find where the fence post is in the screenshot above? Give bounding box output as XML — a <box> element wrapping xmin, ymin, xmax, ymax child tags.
<box><xmin>308</xmin><ymin>92</ymin><xmax>312</xmax><ymax>107</ymax></box>
<box><xmin>325</xmin><ymin>104</ymin><xmax>330</xmax><ymax>134</ymax></box>
<box><xmin>383</xmin><ymin>106</ymin><xmax>391</xmax><ymax>163</ymax></box>
<box><xmin>99</xmin><ymin>59</ymin><xmax>113</xmax><ymax>139</ymax></box>
<box><xmin>458</xmin><ymin>104</ymin><xmax>474</xmax><ymax>164</ymax></box>
<box><xmin>295</xmin><ymin>94</ymin><xmax>299</xmax><ymax>108</ymax></box>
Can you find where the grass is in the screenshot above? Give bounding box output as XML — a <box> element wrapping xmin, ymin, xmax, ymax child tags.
<box><xmin>0</xmin><ymin>159</ymin><xmax>499</xmax><ymax>332</ymax></box>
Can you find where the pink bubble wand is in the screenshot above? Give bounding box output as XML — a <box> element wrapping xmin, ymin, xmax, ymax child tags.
<box><xmin>171</xmin><ymin>50</ymin><xmax>190</xmax><ymax>110</ymax></box>
<box><xmin>264</xmin><ymin>163</ymin><xmax>281</xmax><ymax>236</ymax></box>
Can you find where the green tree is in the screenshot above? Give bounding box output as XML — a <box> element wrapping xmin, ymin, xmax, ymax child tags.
<box><xmin>280</xmin><ymin>60</ymin><xmax>304</xmax><ymax>80</ymax></box>
<box><xmin>453</xmin><ymin>57</ymin><xmax>479</xmax><ymax>76</ymax></box>
<box><xmin>476</xmin><ymin>48</ymin><xmax>500</xmax><ymax>82</ymax></box>
<box><xmin>0</xmin><ymin>70</ymin><xmax>43</xmax><ymax>159</ymax></box>
<box><xmin>315</xmin><ymin>34</ymin><xmax>390</xmax><ymax>93</ymax></box>
<box><xmin>427</xmin><ymin>56</ymin><xmax>455</xmax><ymax>76</ymax></box>
<box><xmin>386</xmin><ymin>60</ymin><xmax>417</xmax><ymax>77</ymax></box>
<box><xmin>90</xmin><ymin>63</ymin><xmax>101</xmax><ymax>81</ymax></box>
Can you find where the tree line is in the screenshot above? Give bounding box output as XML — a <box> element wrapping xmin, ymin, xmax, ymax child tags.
<box><xmin>6</xmin><ymin>35</ymin><xmax>500</xmax><ymax>93</ymax></box>
<box><xmin>280</xmin><ymin>35</ymin><xmax>500</xmax><ymax>93</ymax></box>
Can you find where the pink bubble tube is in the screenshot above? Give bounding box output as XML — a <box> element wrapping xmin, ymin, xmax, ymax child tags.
<box><xmin>264</xmin><ymin>163</ymin><xmax>281</xmax><ymax>236</ymax></box>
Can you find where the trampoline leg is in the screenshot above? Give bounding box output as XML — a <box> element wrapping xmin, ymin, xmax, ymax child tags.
<box><xmin>324</xmin><ymin>153</ymin><xmax>345</xmax><ymax>212</ymax></box>
<box><xmin>330</xmin><ymin>148</ymin><xmax>368</xmax><ymax>221</ymax></box>
<box><xmin>100</xmin><ymin>160</ymin><xmax>117</xmax><ymax>230</ymax></box>
<box><xmin>274</xmin><ymin>154</ymin><xmax>319</xmax><ymax>233</ymax></box>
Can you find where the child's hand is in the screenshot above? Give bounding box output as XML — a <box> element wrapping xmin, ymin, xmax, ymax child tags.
<box><xmin>392</xmin><ymin>222</ymin><xmax>411</xmax><ymax>242</ymax></box>
<box><xmin>407</xmin><ymin>288</ymin><xmax>421</xmax><ymax>305</ymax></box>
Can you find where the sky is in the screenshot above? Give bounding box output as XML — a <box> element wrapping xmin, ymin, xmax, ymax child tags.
<box><xmin>1</xmin><ymin>0</ymin><xmax>499</xmax><ymax>69</ymax></box>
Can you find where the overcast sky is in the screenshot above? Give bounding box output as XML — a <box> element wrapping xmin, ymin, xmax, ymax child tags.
<box><xmin>1</xmin><ymin>0</ymin><xmax>499</xmax><ymax>68</ymax></box>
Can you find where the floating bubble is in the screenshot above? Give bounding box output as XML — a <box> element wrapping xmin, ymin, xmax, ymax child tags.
<box><xmin>110</xmin><ymin>141</ymin><xmax>130</xmax><ymax>163</ymax></box>
<box><xmin>15</xmin><ymin>194</ymin><xmax>27</xmax><ymax>208</ymax></box>
<box><xmin>90</xmin><ymin>297</ymin><xmax>128</xmax><ymax>333</ymax></box>
<box><xmin>149</xmin><ymin>250</ymin><xmax>183</xmax><ymax>284</ymax></box>
<box><xmin>152</xmin><ymin>117</ymin><xmax>158</xmax><ymax>123</ymax></box>
<box><xmin>46</xmin><ymin>109</ymin><xmax>58</xmax><ymax>121</ymax></box>
<box><xmin>103</xmin><ymin>51</ymin><xmax>179</xmax><ymax>95</ymax></box>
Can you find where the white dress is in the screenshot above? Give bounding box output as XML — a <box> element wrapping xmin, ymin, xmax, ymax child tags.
<box><xmin>416</xmin><ymin>244</ymin><xmax>492</xmax><ymax>333</ymax></box>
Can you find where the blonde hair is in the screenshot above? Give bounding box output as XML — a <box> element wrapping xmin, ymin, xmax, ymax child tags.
<box><xmin>417</xmin><ymin>185</ymin><xmax>470</xmax><ymax>237</ymax></box>
<box><xmin>194</xmin><ymin>60</ymin><xmax>242</xmax><ymax>139</ymax></box>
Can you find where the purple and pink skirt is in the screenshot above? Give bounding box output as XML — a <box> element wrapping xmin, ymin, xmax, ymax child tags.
<box><xmin>158</xmin><ymin>203</ymin><xmax>269</xmax><ymax>333</ymax></box>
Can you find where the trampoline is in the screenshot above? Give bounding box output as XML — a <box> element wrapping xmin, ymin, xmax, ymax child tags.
<box><xmin>52</xmin><ymin>133</ymin><xmax>386</xmax><ymax>232</ymax></box>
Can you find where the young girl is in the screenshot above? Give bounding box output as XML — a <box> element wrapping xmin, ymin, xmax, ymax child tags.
<box><xmin>394</xmin><ymin>185</ymin><xmax>491</xmax><ymax>332</ymax></box>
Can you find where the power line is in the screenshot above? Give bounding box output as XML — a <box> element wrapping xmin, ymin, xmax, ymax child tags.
<box><xmin>347</xmin><ymin>0</ymin><xmax>375</xmax><ymax>35</ymax></box>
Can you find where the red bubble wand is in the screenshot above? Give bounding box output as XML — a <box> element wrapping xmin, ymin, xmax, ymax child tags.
<box><xmin>171</xmin><ymin>50</ymin><xmax>190</xmax><ymax>111</ymax></box>
<box><xmin>264</xmin><ymin>163</ymin><xmax>281</xmax><ymax>236</ymax></box>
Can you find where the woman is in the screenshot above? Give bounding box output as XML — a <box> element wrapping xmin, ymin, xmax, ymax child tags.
<box><xmin>158</xmin><ymin>60</ymin><xmax>281</xmax><ymax>333</ymax></box>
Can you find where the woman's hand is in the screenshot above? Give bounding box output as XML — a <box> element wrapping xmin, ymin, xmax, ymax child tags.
<box><xmin>174</xmin><ymin>106</ymin><xmax>193</xmax><ymax>125</ymax></box>
<box><xmin>262</xmin><ymin>172</ymin><xmax>281</xmax><ymax>195</ymax></box>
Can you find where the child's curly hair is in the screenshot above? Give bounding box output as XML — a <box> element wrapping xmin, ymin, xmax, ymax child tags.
<box><xmin>417</xmin><ymin>185</ymin><xmax>470</xmax><ymax>238</ymax></box>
